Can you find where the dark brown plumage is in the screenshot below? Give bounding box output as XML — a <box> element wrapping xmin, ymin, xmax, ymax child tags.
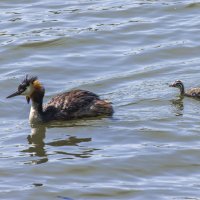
<box><xmin>169</xmin><ymin>80</ymin><xmax>200</xmax><ymax>98</ymax></box>
<box><xmin>43</xmin><ymin>89</ymin><xmax>113</xmax><ymax>121</ymax></box>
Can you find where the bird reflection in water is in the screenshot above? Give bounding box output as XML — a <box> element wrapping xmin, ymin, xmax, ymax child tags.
<box><xmin>170</xmin><ymin>96</ymin><xmax>184</xmax><ymax>116</ymax></box>
<box><xmin>23</xmin><ymin>123</ymin><xmax>96</xmax><ymax>164</ymax></box>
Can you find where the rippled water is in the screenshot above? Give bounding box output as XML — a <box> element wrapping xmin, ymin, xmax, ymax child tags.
<box><xmin>1</xmin><ymin>1</ymin><xmax>200</xmax><ymax>199</ymax></box>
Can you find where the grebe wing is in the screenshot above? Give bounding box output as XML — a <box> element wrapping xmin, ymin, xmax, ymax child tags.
<box><xmin>185</xmin><ymin>88</ymin><xmax>200</xmax><ymax>97</ymax></box>
<box><xmin>44</xmin><ymin>89</ymin><xmax>100</xmax><ymax>113</ymax></box>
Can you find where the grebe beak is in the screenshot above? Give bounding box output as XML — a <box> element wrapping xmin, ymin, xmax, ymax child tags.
<box><xmin>6</xmin><ymin>91</ymin><xmax>21</xmax><ymax>98</ymax></box>
<box><xmin>169</xmin><ymin>83</ymin><xmax>175</xmax><ymax>87</ymax></box>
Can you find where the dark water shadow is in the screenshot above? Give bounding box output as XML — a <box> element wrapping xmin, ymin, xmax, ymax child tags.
<box><xmin>170</xmin><ymin>96</ymin><xmax>184</xmax><ymax>116</ymax></box>
<box><xmin>22</xmin><ymin>121</ymin><xmax>99</xmax><ymax>164</ymax></box>
<box><xmin>170</xmin><ymin>94</ymin><xmax>200</xmax><ymax>116</ymax></box>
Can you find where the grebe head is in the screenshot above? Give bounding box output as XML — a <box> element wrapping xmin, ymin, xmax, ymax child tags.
<box><xmin>169</xmin><ymin>80</ymin><xmax>184</xmax><ymax>88</ymax></box>
<box><xmin>169</xmin><ymin>80</ymin><xmax>185</xmax><ymax>95</ymax></box>
<box><xmin>7</xmin><ymin>75</ymin><xmax>44</xmax><ymax>103</ymax></box>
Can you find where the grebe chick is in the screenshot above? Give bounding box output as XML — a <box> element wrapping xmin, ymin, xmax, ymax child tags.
<box><xmin>169</xmin><ymin>80</ymin><xmax>200</xmax><ymax>98</ymax></box>
<box><xmin>7</xmin><ymin>75</ymin><xmax>114</xmax><ymax>124</ymax></box>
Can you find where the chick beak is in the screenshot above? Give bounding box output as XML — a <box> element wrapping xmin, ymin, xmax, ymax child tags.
<box><xmin>6</xmin><ymin>91</ymin><xmax>21</xmax><ymax>98</ymax></box>
<box><xmin>26</xmin><ymin>96</ymin><xmax>30</xmax><ymax>104</ymax></box>
<box><xmin>169</xmin><ymin>83</ymin><xmax>175</xmax><ymax>87</ymax></box>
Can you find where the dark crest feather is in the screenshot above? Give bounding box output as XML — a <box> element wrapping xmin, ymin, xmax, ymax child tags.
<box><xmin>22</xmin><ymin>75</ymin><xmax>38</xmax><ymax>85</ymax></box>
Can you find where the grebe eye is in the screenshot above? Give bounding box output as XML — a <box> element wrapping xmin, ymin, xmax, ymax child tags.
<box><xmin>18</xmin><ymin>84</ymin><xmax>28</xmax><ymax>92</ymax></box>
<box><xmin>177</xmin><ymin>83</ymin><xmax>182</xmax><ymax>87</ymax></box>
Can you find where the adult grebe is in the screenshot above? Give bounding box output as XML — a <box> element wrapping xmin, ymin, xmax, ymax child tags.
<box><xmin>169</xmin><ymin>80</ymin><xmax>200</xmax><ymax>98</ymax></box>
<box><xmin>7</xmin><ymin>75</ymin><xmax>114</xmax><ymax>123</ymax></box>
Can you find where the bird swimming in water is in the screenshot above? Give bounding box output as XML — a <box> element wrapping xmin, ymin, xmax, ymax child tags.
<box><xmin>169</xmin><ymin>80</ymin><xmax>200</xmax><ymax>98</ymax></box>
<box><xmin>7</xmin><ymin>75</ymin><xmax>114</xmax><ymax>124</ymax></box>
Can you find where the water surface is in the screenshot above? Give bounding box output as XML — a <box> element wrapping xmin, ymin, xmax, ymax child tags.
<box><xmin>1</xmin><ymin>1</ymin><xmax>200</xmax><ymax>199</ymax></box>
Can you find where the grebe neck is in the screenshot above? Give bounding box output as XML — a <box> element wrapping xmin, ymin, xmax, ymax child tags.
<box><xmin>179</xmin><ymin>83</ymin><xmax>185</xmax><ymax>95</ymax></box>
<box><xmin>29</xmin><ymin>90</ymin><xmax>44</xmax><ymax>124</ymax></box>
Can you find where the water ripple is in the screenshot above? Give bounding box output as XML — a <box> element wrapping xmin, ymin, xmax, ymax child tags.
<box><xmin>1</xmin><ymin>0</ymin><xmax>200</xmax><ymax>200</ymax></box>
